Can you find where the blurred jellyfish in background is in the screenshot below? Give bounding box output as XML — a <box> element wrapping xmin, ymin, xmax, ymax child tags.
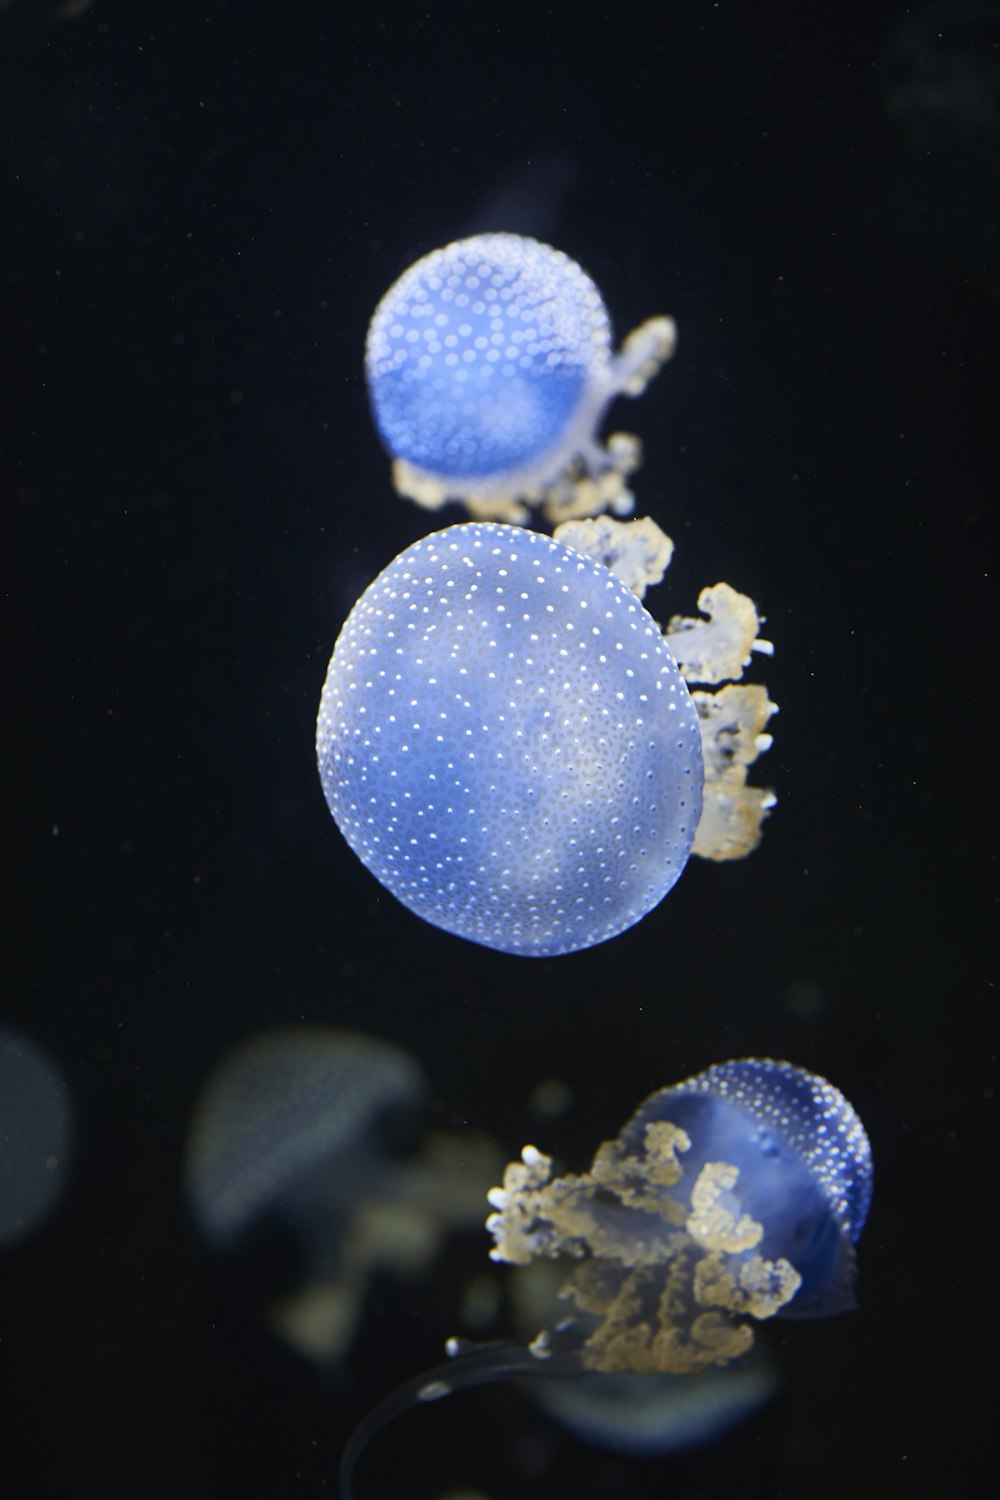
<box><xmin>184</xmin><ymin>1027</ymin><xmax>503</xmax><ymax>1363</ymax></box>
<box><xmin>340</xmin><ymin>1060</ymin><xmax>870</xmax><ymax>1497</ymax></box>
<box><xmin>0</xmin><ymin>1025</ymin><xmax>73</xmax><ymax>1249</ymax></box>
<box><xmin>316</xmin><ymin>516</ymin><xmax>775</xmax><ymax>956</ymax></box>
<box><xmin>527</xmin><ymin>1357</ymin><xmax>777</xmax><ymax>1457</ymax></box>
<box><xmin>882</xmin><ymin>2</ymin><xmax>1000</xmax><ymax>271</ymax></box>
<box><xmin>365</xmin><ymin>233</ymin><xmax>676</xmax><ymax>524</ymax></box>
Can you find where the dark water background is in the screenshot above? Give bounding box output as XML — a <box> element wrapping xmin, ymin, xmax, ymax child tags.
<box><xmin>3</xmin><ymin>1</ymin><xmax>996</xmax><ymax>1496</ymax></box>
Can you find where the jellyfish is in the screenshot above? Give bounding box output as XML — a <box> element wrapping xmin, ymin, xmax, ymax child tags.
<box><xmin>184</xmin><ymin>1027</ymin><xmax>503</xmax><ymax>1363</ymax></box>
<box><xmin>316</xmin><ymin>517</ymin><xmax>776</xmax><ymax>956</ymax></box>
<box><xmin>527</xmin><ymin>1355</ymin><xmax>777</xmax><ymax>1456</ymax></box>
<box><xmin>365</xmin><ymin>233</ymin><xmax>676</xmax><ymax>524</ymax></box>
<box><xmin>0</xmin><ymin>1026</ymin><xmax>73</xmax><ymax>1249</ymax></box>
<box><xmin>317</xmin><ymin>521</ymin><xmax>703</xmax><ymax>957</ymax></box>
<box><xmin>340</xmin><ymin>1059</ymin><xmax>871</xmax><ymax>1498</ymax></box>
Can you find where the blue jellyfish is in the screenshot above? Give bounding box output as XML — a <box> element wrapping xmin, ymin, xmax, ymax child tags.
<box><xmin>316</xmin><ymin>521</ymin><xmax>703</xmax><ymax>957</ymax></box>
<box><xmin>339</xmin><ymin>1060</ymin><xmax>871</xmax><ymax>1497</ymax></box>
<box><xmin>365</xmin><ymin>233</ymin><xmax>676</xmax><ymax>523</ymax></box>
<box><xmin>485</xmin><ymin>1057</ymin><xmax>873</xmax><ymax>1351</ymax></box>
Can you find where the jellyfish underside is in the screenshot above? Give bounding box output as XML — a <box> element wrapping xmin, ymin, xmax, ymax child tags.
<box><xmin>340</xmin><ymin>1097</ymin><xmax>803</xmax><ymax>1498</ymax></box>
<box><xmin>340</xmin><ymin>1059</ymin><xmax>871</xmax><ymax>1495</ymax></box>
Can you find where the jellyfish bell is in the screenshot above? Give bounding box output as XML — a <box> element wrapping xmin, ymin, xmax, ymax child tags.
<box><xmin>316</xmin><ymin>521</ymin><xmax>704</xmax><ymax>957</ymax></box>
<box><xmin>339</xmin><ymin>1060</ymin><xmax>871</xmax><ymax>1498</ymax></box>
<box><xmin>365</xmin><ymin>233</ymin><xmax>676</xmax><ymax>524</ymax></box>
<box><xmin>608</xmin><ymin>1058</ymin><xmax>874</xmax><ymax>1323</ymax></box>
<box><xmin>316</xmin><ymin>517</ymin><xmax>777</xmax><ymax>957</ymax></box>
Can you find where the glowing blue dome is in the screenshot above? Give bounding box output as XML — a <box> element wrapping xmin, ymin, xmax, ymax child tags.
<box><xmin>316</xmin><ymin>522</ymin><xmax>703</xmax><ymax>956</ymax></box>
<box><xmin>365</xmin><ymin>235</ymin><xmax>676</xmax><ymax>521</ymax></box>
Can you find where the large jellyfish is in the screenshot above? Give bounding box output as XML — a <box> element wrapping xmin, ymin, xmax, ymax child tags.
<box><xmin>365</xmin><ymin>233</ymin><xmax>676</xmax><ymax>524</ymax></box>
<box><xmin>316</xmin><ymin>517</ymin><xmax>775</xmax><ymax>956</ymax></box>
<box><xmin>339</xmin><ymin>1059</ymin><xmax>871</xmax><ymax>1498</ymax></box>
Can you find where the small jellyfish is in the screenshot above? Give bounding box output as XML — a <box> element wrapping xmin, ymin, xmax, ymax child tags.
<box><xmin>339</xmin><ymin>1060</ymin><xmax>871</xmax><ymax>1497</ymax></box>
<box><xmin>316</xmin><ymin>522</ymin><xmax>704</xmax><ymax>957</ymax></box>
<box><xmin>185</xmin><ymin>1027</ymin><xmax>502</xmax><ymax>1363</ymax></box>
<box><xmin>365</xmin><ymin>233</ymin><xmax>676</xmax><ymax>523</ymax></box>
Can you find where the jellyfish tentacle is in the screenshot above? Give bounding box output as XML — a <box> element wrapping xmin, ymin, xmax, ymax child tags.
<box><xmin>339</xmin><ymin>1326</ymin><xmax>585</xmax><ymax>1500</ymax></box>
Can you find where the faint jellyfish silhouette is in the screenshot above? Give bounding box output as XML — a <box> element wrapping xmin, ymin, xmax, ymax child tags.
<box><xmin>528</xmin><ymin>1356</ymin><xmax>777</xmax><ymax>1456</ymax></box>
<box><xmin>316</xmin><ymin>517</ymin><xmax>775</xmax><ymax>955</ymax></box>
<box><xmin>463</xmin><ymin>148</ymin><xmax>581</xmax><ymax>241</ymax></box>
<box><xmin>340</xmin><ymin>1059</ymin><xmax>871</xmax><ymax>1498</ymax></box>
<box><xmin>0</xmin><ymin>1026</ymin><xmax>73</xmax><ymax>1248</ymax></box>
<box><xmin>184</xmin><ymin>1026</ymin><xmax>502</xmax><ymax>1363</ymax></box>
<box><xmin>882</xmin><ymin>3</ymin><xmax>1000</xmax><ymax>269</ymax></box>
<box><xmin>365</xmin><ymin>233</ymin><xmax>676</xmax><ymax>524</ymax></box>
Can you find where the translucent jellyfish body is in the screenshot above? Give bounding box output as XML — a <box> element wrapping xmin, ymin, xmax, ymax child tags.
<box><xmin>529</xmin><ymin>1358</ymin><xmax>777</xmax><ymax>1456</ymax></box>
<box><xmin>339</xmin><ymin>1060</ymin><xmax>870</xmax><ymax>1497</ymax></box>
<box><xmin>487</xmin><ymin>1059</ymin><xmax>873</xmax><ymax>1375</ymax></box>
<box><xmin>184</xmin><ymin>1028</ymin><xmax>502</xmax><ymax>1363</ymax></box>
<box><xmin>184</xmin><ymin>1027</ymin><xmax>425</xmax><ymax>1250</ymax></box>
<box><xmin>0</xmin><ymin>1027</ymin><xmax>73</xmax><ymax>1248</ymax></box>
<box><xmin>316</xmin><ymin>522</ymin><xmax>703</xmax><ymax>957</ymax></box>
<box><xmin>365</xmin><ymin>234</ymin><xmax>676</xmax><ymax>523</ymax></box>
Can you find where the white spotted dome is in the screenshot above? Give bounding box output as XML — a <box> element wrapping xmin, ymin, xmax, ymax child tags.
<box><xmin>316</xmin><ymin>523</ymin><xmax>703</xmax><ymax>956</ymax></box>
<box><xmin>365</xmin><ymin>235</ymin><xmax>609</xmax><ymax>484</ymax></box>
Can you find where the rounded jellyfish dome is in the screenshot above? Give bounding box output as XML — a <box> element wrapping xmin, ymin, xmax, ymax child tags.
<box><xmin>367</xmin><ymin>234</ymin><xmax>608</xmax><ymax>481</ymax></box>
<box><xmin>365</xmin><ymin>234</ymin><xmax>676</xmax><ymax>519</ymax></box>
<box><xmin>316</xmin><ymin>522</ymin><xmax>704</xmax><ymax>956</ymax></box>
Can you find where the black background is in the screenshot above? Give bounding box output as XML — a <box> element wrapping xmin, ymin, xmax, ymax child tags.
<box><xmin>3</xmin><ymin>1</ymin><xmax>996</xmax><ymax>1497</ymax></box>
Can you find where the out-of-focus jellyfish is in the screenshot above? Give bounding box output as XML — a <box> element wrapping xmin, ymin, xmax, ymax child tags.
<box><xmin>340</xmin><ymin>1060</ymin><xmax>870</xmax><ymax>1498</ymax></box>
<box><xmin>184</xmin><ymin>1027</ymin><xmax>502</xmax><ymax>1363</ymax></box>
<box><xmin>528</xmin><ymin>1356</ymin><xmax>777</xmax><ymax>1456</ymax></box>
<box><xmin>0</xmin><ymin>1026</ymin><xmax>73</xmax><ymax>1248</ymax></box>
<box><xmin>365</xmin><ymin>233</ymin><xmax>676</xmax><ymax>524</ymax></box>
<box><xmin>316</xmin><ymin>517</ymin><xmax>775</xmax><ymax>956</ymax></box>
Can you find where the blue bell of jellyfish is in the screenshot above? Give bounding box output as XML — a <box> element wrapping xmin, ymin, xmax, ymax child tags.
<box><xmin>339</xmin><ymin>1059</ymin><xmax>871</xmax><ymax>1498</ymax></box>
<box><xmin>611</xmin><ymin>1058</ymin><xmax>874</xmax><ymax>1322</ymax></box>
<box><xmin>316</xmin><ymin>521</ymin><xmax>703</xmax><ymax>957</ymax></box>
<box><xmin>365</xmin><ymin>233</ymin><xmax>676</xmax><ymax>521</ymax></box>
